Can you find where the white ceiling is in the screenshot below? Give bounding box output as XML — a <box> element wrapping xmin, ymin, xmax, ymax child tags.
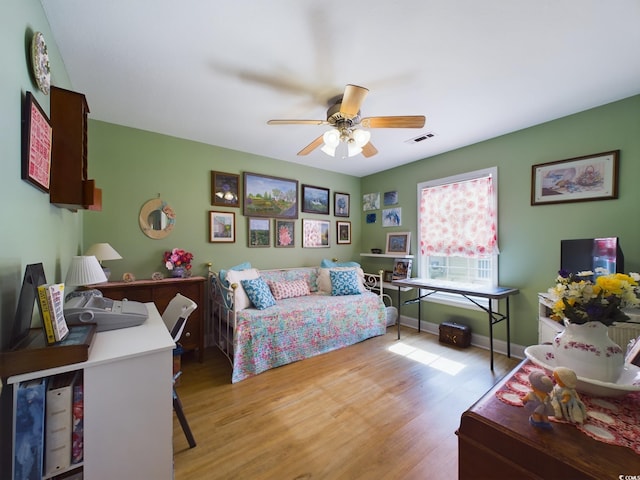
<box><xmin>40</xmin><ymin>0</ymin><xmax>640</xmax><ymax>177</ymax></box>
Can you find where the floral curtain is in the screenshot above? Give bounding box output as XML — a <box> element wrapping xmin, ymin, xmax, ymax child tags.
<box><xmin>419</xmin><ymin>175</ymin><xmax>498</xmax><ymax>258</ymax></box>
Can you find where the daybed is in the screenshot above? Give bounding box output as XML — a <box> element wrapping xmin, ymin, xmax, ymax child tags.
<box><xmin>209</xmin><ymin>264</ymin><xmax>388</xmax><ymax>383</ymax></box>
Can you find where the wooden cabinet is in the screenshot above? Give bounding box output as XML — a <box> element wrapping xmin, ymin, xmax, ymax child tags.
<box><xmin>96</xmin><ymin>276</ymin><xmax>206</xmax><ymax>361</ymax></box>
<box><xmin>49</xmin><ymin>86</ymin><xmax>101</xmax><ymax>211</ymax></box>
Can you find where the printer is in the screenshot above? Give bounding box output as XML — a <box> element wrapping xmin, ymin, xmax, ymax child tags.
<box><xmin>64</xmin><ymin>296</ymin><xmax>148</xmax><ymax>332</ymax></box>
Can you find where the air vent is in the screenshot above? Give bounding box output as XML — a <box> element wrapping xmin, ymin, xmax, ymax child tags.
<box><xmin>405</xmin><ymin>132</ymin><xmax>435</xmax><ymax>144</ymax></box>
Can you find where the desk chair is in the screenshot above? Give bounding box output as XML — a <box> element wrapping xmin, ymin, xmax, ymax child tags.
<box><xmin>162</xmin><ymin>293</ymin><xmax>197</xmax><ymax>448</ymax></box>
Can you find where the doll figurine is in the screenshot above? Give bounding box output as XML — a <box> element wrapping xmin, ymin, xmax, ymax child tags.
<box><xmin>523</xmin><ymin>371</ymin><xmax>554</xmax><ymax>429</ymax></box>
<box><xmin>551</xmin><ymin>367</ymin><xmax>587</xmax><ymax>424</ymax></box>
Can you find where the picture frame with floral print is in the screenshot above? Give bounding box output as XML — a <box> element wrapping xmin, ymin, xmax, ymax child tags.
<box><xmin>275</xmin><ymin>220</ymin><xmax>295</xmax><ymax>248</ymax></box>
<box><xmin>302</xmin><ymin>219</ymin><xmax>330</xmax><ymax>248</ymax></box>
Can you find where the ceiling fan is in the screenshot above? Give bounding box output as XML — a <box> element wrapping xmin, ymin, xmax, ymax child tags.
<box><xmin>267</xmin><ymin>84</ymin><xmax>426</xmax><ymax>158</ymax></box>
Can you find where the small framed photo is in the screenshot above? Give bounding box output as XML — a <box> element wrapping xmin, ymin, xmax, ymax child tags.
<box><xmin>383</xmin><ymin>191</ymin><xmax>398</xmax><ymax>206</ymax></box>
<box><xmin>211</xmin><ymin>171</ymin><xmax>240</xmax><ymax>207</ymax></box>
<box><xmin>336</xmin><ymin>221</ymin><xmax>351</xmax><ymax>244</ymax></box>
<box><xmin>334</xmin><ymin>192</ymin><xmax>350</xmax><ymax>217</ymax></box>
<box><xmin>275</xmin><ymin>220</ymin><xmax>295</xmax><ymax>248</ymax></box>
<box><xmin>382</xmin><ymin>207</ymin><xmax>402</xmax><ymax>227</ymax></box>
<box><xmin>302</xmin><ymin>184</ymin><xmax>330</xmax><ymax>214</ymax></box>
<box><xmin>386</xmin><ymin>232</ymin><xmax>411</xmax><ymax>255</ymax></box>
<box><xmin>393</xmin><ymin>259</ymin><xmax>413</xmax><ymax>280</ymax></box>
<box><xmin>362</xmin><ymin>192</ymin><xmax>380</xmax><ymax>211</ymax></box>
<box><xmin>302</xmin><ymin>219</ymin><xmax>330</xmax><ymax>248</ymax></box>
<box><xmin>531</xmin><ymin>150</ymin><xmax>620</xmax><ymax>205</ymax></box>
<box><xmin>248</xmin><ymin>217</ymin><xmax>271</xmax><ymax>247</ymax></box>
<box><xmin>209</xmin><ymin>211</ymin><xmax>235</xmax><ymax>243</ymax></box>
<box><xmin>22</xmin><ymin>92</ymin><xmax>52</xmax><ymax>193</ymax></box>
<box><xmin>383</xmin><ymin>270</ymin><xmax>394</xmax><ymax>283</ymax></box>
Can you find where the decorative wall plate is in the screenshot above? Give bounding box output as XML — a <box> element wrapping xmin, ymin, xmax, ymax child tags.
<box><xmin>31</xmin><ymin>32</ymin><xmax>51</xmax><ymax>94</ymax></box>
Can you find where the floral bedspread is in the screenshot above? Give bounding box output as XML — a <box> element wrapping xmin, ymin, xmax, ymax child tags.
<box><xmin>232</xmin><ymin>291</ymin><xmax>386</xmax><ymax>383</ymax></box>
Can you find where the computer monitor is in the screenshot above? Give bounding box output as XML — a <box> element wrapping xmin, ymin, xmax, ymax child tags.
<box><xmin>560</xmin><ymin>237</ymin><xmax>624</xmax><ymax>277</ymax></box>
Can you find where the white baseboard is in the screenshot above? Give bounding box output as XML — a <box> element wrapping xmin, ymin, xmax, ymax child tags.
<box><xmin>395</xmin><ymin>314</ymin><xmax>526</xmax><ymax>360</ymax></box>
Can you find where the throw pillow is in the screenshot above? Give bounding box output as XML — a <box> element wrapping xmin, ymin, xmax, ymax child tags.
<box><xmin>330</xmin><ymin>269</ymin><xmax>362</xmax><ymax>296</ymax></box>
<box><xmin>320</xmin><ymin>259</ymin><xmax>361</xmax><ymax>268</ymax></box>
<box><xmin>225</xmin><ymin>268</ymin><xmax>260</xmax><ymax>311</ymax></box>
<box><xmin>268</xmin><ymin>280</ymin><xmax>310</xmax><ymax>300</ymax></box>
<box><xmin>219</xmin><ymin>262</ymin><xmax>252</xmax><ymax>287</ymax></box>
<box><xmin>241</xmin><ymin>277</ymin><xmax>276</xmax><ymax>310</ymax></box>
<box><xmin>317</xmin><ymin>267</ymin><xmax>366</xmax><ymax>294</ymax></box>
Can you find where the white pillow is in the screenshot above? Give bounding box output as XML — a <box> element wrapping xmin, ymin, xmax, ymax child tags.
<box><xmin>317</xmin><ymin>267</ymin><xmax>366</xmax><ymax>294</ymax></box>
<box><xmin>225</xmin><ymin>268</ymin><xmax>260</xmax><ymax>311</ymax></box>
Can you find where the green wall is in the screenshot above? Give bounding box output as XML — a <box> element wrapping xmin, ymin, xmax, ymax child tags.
<box><xmin>83</xmin><ymin>121</ymin><xmax>363</xmax><ymax>279</ymax></box>
<box><xmin>0</xmin><ymin>0</ymin><xmax>80</xmax><ymax>350</ymax></box>
<box><xmin>359</xmin><ymin>95</ymin><xmax>640</xmax><ymax>347</ymax></box>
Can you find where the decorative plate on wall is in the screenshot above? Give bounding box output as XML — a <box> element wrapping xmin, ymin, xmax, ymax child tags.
<box><xmin>31</xmin><ymin>32</ymin><xmax>51</xmax><ymax>94</ymax></box>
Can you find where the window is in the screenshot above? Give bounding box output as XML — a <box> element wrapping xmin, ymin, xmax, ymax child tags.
<box><xmin>417</xmin><ymin>167</ymin><xmax>498</xmax><ymax>309</ymax></box>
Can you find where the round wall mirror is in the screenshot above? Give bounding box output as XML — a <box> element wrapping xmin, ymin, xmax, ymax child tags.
<box><xmin>139</xmin><ymin>198</ymin><xmax>176</xmax><ymax>239</ymax></box>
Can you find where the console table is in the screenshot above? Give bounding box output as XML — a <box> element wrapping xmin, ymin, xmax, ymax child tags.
<box><xmin>457</xmin><ymin>359</ymin><xmax>638</xmax><ymax>479</ymax></box>
<box><xmin>95</xmin><ymin>276</ymin><xmax>206</xmax><ymax>361</ymax></box>
<box><xmin>392</xmin><ymin>278</ymin><xmax>519</xmax><ymax>369</ymax></box>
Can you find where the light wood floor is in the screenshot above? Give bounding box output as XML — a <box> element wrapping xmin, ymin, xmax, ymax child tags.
<box><xmin>172</xmin><ymin>326</ymin><xmax>520</xmax><ymax>480</ymax></box>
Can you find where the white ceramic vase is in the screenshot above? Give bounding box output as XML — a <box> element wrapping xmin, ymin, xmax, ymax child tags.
<box><xmin>553</xmin><ymin>320</ymin><xmax>624</xmax><ymax>383</ymax></box>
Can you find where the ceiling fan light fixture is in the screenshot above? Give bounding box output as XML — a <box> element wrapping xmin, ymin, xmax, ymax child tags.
<box><xmin>320</xmin><ymin>144</ymin><xmax>336</xmax><ymax>156</ymax></box>
<box><xmin>352</xmin><ymin>129</ymin><xmax>371</xmax><ymax>147</ymax></box>
<box><xmin>347</xmin><ymin>144</ymin><xmax>363</xmax><ymax>157</ymax></box>
<box><xmin>322</xmin><ymin>129</ymin><xmax>340</xmax><ymax>148</ymax></box>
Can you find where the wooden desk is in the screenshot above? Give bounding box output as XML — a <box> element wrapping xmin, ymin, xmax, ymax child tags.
<box><xmin>95</xmin><ymin>276</ymin><xmax>206</xmax><ymax>361</ymax></box>
<box><xmin>457</xmin><ymin>360</ymin><xmax>638</xmax><ymax>479</ymax></box>
<box><xmin>392</xmin><ymin>278</ymin><xmax>519</xmax><ymax>369</ymax></box>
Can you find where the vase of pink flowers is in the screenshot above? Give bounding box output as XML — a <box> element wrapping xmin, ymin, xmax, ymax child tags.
<box><xmin>163</xmin><ymin>248</ymin><xmax>194</xmax><ymax>278</ymax></box>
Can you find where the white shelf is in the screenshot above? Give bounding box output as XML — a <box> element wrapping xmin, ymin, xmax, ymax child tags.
<box><xmin>360</xmin><ymin>253</ymin><xmax>414</xmax><ymax>258</ymax></box>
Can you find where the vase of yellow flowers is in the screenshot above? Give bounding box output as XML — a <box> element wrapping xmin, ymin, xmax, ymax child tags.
<box><xmin>547</xmin><ymin>270</ymin><xmax>639</xmax><ymax>383</ymax></box>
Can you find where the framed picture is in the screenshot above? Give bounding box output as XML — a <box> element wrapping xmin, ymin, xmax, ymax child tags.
<box><xmin>243</xmin><ymin>172</ymin><xmax>298</xmax><ymax>219</ymax></box>
<box><xmin>392</xmin><ymin>259</ymin><xmax>413</xmax><ymax>280</ymax></box>
<box><xmin>209</xmin><ymin>211</ymin><xmax>235</xmax><ymax>243</ymax></box>
<box><xmin>383</xmin><ymin>191</ymin><xmax>398</xmax><ymax>206</ymax></box>
<box><xmin>386</xmin><ymin>232</ymin><xmax>411</xmax><ymax>255</ymax></box>
<box><xmin>211</xmin><ymin>171</ymin><xmax>240</xmax><ymax>207</ymax></box>
<box><xmin>334</xmin><ymin>192</ymin><xmax>350</xmax><ymax>217</ymax></box>
<box><xmin>382</xmin><ymin>208</ymin><xmax>402</xmax><ymax>227</ymax></box>
<box><xmin>248</xmin><ymin>217</ymin><xmax>271</xmax><ymax>247</ymax></box>
<box><xmin>383</xmin><ymin>270</ymin><xmax>394</xmax><ymax>283</ymax></box>
<box><xmin>22</xmin><ymin>92</ymin><xmax>52</xmax><ymax>193</ymax></box>
<box><xmin>362</xmin><ymin>192</ymin><xmax>380</xmax><ymax>211</ymax></box>
<box><xmin>531</xmin><ymin>150</ymin><xmax>620</xmax><ymax>205</ymax></box>
<box><xmin>302</xmin><ymin>219</ymin><xmax>330</xmax><ymax>248</ymax></box>
<box><xmin>336</xmin><ymin>221</ymin><xmax>351</xmax><ymax>244</ymax></box>
<box><xmin>275</xmin><ymin>219</ymin><xmax>295</xmax><ymax>248</ymax></box>
<box><xmin>302</xmin><ymin>184</ymin><xmax>330</xmax><ymax>214</ymax></box>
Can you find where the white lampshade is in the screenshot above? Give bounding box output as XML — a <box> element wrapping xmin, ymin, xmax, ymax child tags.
<box><xmin>65</xmin><ymin>256</ymin><xmax>108</xmax><ymax>286</ymax></box>
<box><xmin>321</xmin><ymin>128</ymin><xmax>370</xmax><ymax>158</ymax></box>
<box><xmin>84</xmin><ymin>243</ymin><xmax>122</xmax><ymax>262</ymax></box>
<box><xmin>352</xmin><ymin>129</ymin><xmax>371</xmax><ymax>147</ymax></box>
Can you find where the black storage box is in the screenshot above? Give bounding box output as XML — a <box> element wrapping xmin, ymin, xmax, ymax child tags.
<box><xmin>439</xmin><ymin>321</ymin><xmax>471</xmax><ymax>348</ymax></box>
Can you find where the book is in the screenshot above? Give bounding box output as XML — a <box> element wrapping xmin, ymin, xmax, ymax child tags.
<box><xmin>13</xmin><ymin>377</ymin><xmax>46</xmax><ymax>480</ymax></box>
<box><xmin>44</xmin><ymin>371</ymin><xmax>78</xmax><ymax>476</ymax></box>
<box><xmin>37</xmin><ymin>284</ymin><xmax>56</xmax><ymax>345</ymax></box>
<box><xmin>71</xmin><ymin>374</ymin><xmax>84</xmax><ymax>465</ymax></box>
<box><xmin>37</xmin><ymin>284</ymin><xmax>70</xmax><ymax>343</ymax></box>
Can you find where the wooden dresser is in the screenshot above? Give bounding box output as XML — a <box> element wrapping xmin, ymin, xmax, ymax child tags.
<box><xmin>457</xmin><ymin>360</ymin><xmax>638</xmax><ymax>479</ymax></box>
<box><xmin>95</xmin><ymin>276</ymin><xmax>206</xmax><ymax>361</ymax></box>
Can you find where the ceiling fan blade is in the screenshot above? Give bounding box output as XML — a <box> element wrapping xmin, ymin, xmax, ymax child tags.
<box><xmin>297</xmin><ymin>135</ymin><xmax>325</xmax><ymax>156</ymax></box>
<box><xmin>362</xmin><ymin>142</ymin><xmax>378</xmax><ymax>158</ymax></box>
<box><xmin>360</xmin><ymin>115</ymin><xmax>426</xmax><ymax>128</ymax></box>
<box><xmin>339</xmin><ymin>84</ymin><xmax>369</xmax><ymax>118</ymax></box>
<box><xmin>267</xmin><ymin>119</ymin><xmax>329</xmax><ymax>125</ymax></box>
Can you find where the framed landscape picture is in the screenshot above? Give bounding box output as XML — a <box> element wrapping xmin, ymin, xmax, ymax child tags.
<box><xmin>209</xmin><ymin>211</ymin><xmax>235</xmax><ymax>243</ymax></box>
<box><xmin>211</xmin><ymin>171</ymin><xmax>240</xmax><ymax>207</ymax></box>
<box><xmin>302</xmin><ymin>184</ymin><xmax>330</xmax><ymax>214</ymax></box>
<box><xmin>302</xmin><ymin>219</ymin><xmax>330</xmax><ymax>248</ymax></box>
<box><xmin>336</xmin><ymin>221</ymin><xmax>351</xmax><ymax>244</ymax></box>
<box><xmin>275</xmin><ymin>220</ymin><xmax>295</xmax><ymax>248</ymax></box>
<box><xmin>243</xmin><ymin>172</ymin><xmax>298</xmax><ymax>219</ymax></box>
<box><xmin>334</xmin><ymin>192</ymin><xmax>350</xmax><ymax>217</ymax></box>
<box><xmin>248</xmin><ymin>217</ymin><xmax>271</xmax><ymax>247</ymax></box>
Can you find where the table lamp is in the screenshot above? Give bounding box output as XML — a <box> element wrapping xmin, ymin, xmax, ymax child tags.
<box><xmin>84</xmin><ymin>243</ymin><xmax>122</xmax><ymax>280</ymax></box>
<box><xmin>65</xmin><ymin>255</ymin><xmax>108</xmax><ymax>287</ymax></box>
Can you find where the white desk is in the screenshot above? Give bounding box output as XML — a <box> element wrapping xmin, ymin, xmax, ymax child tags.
<box><xmin>392</xmin><ymin>278</ymin><xmax>519</xmax><ymax>370</ymax></box>
<box><xmin>8</xmin><ymin>303</ymin><xmax>175</xmax><ymax>480</ymax></box>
